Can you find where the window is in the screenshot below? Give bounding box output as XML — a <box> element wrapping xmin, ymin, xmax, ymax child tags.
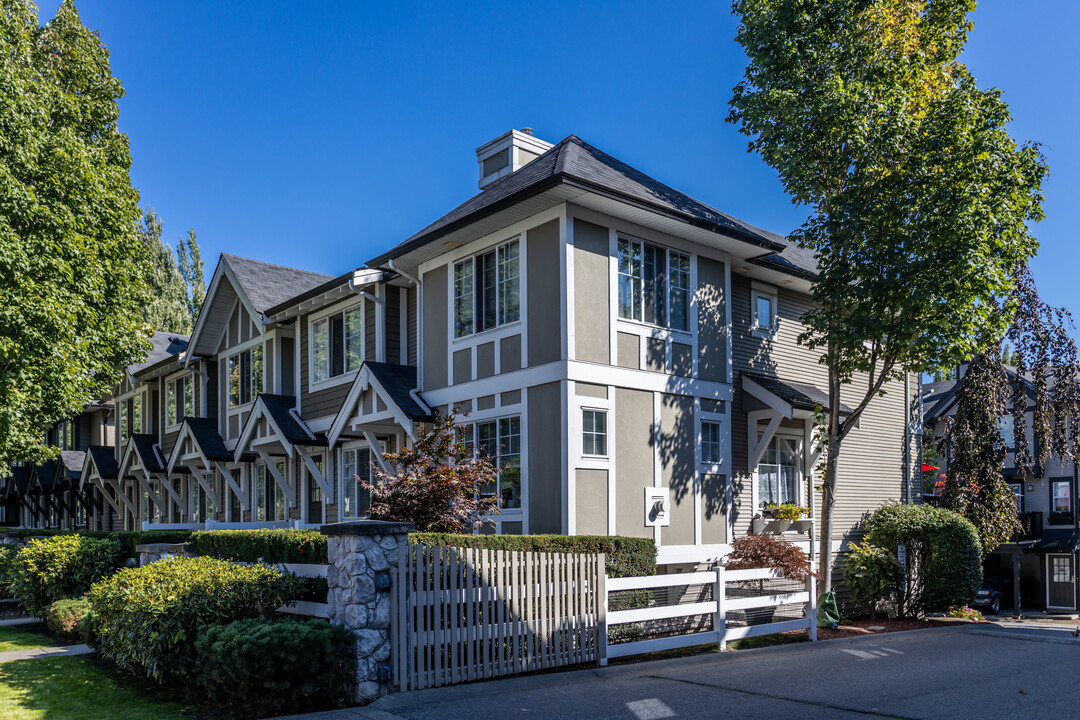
<box><xmin>701</xmin><ymin>421</ymin><xmax>722</xmax><ymax>465</ymax></box>
<box><xmin>997</xmin><ymin>416</ymin><xmax>1015</xmax><ymax>451</ymax></box>
<box><xmin>582</xmin><ymin>410</ymin><xmax>607</xmax><ymax>457</ymax></box>
<box><xmin>188</xmin><ymin>478</ymin><xmax>205</xmax><ymax>523</ymax></box>
<box><xmin>120</xmin><ymin>395</ymin><xmax>142</xmax><ymax>443</ymax></box>
<box><xmin>308</xmin><ymin>457</ymin><xmax>324</xmax><ymax>504</ymax></box>
<box><xmin>253</xmin><ymin>462</ymin><xmax>287</xmax><ymax>522</ymax></box>
<box><xmin>312</xmin><ymin>304</ymin><xmax>365</xmax><ymax>383</ymax></box>
<box><xmin>617</xmin><ymin>236</ymin><xmax>690</xmax><ymax>331</ymax></box>
<box><xmin>752</xmin><ymin>287</ymin><xmax>777</xmax><ymax>336</ymax></box>
<box><xmin>454</xmin><ymin>238</ymin><xmax>520</xmax><ymax>338</ymax></box>
<box><xmin>464</xmin><ymin>416</ymin><xmax>521</xmax><ymax>509</ymax></box>
<box><xmin>1052</xmin><ymin>556</ymin><xmax>1071</xmax><ymax>584</ymax></box>
<box><xmin>166</xmin><ymin>375</ymin><xmax>195</xmax><ymax>427</ymax></box>
<box><xmin>228</xmin><ymin>345</ymin><xmax>263</xmax><ymax>407</ymax></box>
<box><xmin>342</xmin><ymin>447</ymin><xmax>374</xmax><ymax>519</ymax></box>
<box><xmin>757</xmin><ymin>434</ymin><xmax>800</xmax><ymax>507</ymax></box>
<box><xmin>1051</xmin><ymin>479</ymin><xmax>1072</xmax><ymax>523</ymax></box>
<box><xmin>1008</xmin><ymin>483</ymin><xmax>1024</xmax><ymax>513</ymax></box>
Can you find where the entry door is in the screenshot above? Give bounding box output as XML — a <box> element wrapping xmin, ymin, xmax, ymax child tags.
<box><xmin>1047</xmin><ymin>554</ymin><xmax>1076</xmax><ymax>610</ymax></box>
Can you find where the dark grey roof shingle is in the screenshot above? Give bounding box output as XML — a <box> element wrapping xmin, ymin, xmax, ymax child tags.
<box><xmin>87</xmin><ymin>446</ymin><xmax>119</xmax><ymax>480</ymax></box>
<box><xmin>130</xmin><ymin>434</ymin><xmax>166</xmax><ymax>473</ymax></box>
<box><xmin>223</xmin><ymin>254</ymin><xmax>333</xmax><ymax>314</ymax></box>
<box><xmin>259</xmin><ymin>395</ymin><xmax>328</xmax><ymax>446</ymax></box>
<box><xmin>368</xmin><ymin>135</ymin><xmax>789</xmax><ymax>267</ymax></box>
<box><xmin>745</xmin><ymin>373</ymin><xmax>853</xmax><ymax>415</ymax></box>
<box><xmin>129</xmin><ymin>332</ymin><xmax>189</xmax><ymax>375</ymax></box>
<box><xmin>182</xmin><ymin>417</ymin><xmax>234</xmax><ymax>462</ymax></box>
<box><xmin>366</xmin><ymin>363</ymin><xmax>435</xmax><ymax>421</ymax></box>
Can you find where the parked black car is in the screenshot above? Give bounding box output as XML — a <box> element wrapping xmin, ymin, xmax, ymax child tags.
<box><xmin>971</xmin><ymin>581</ymin><xmax>1003</xmax><ymax>615</ymax></box>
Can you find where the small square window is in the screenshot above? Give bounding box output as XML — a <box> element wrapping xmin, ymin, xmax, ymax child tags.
<box><xmin>582</xmin><ymin>410</ymin><xmax>608</xmax><ymax>457</ymax></box>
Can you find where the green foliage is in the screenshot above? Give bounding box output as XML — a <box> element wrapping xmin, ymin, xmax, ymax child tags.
<box><xmin>843</xmin><ymin>542</ymin><xmax>905</xmax><ymax>618</ymax></box>
<box><xmin>8</xmin><ymin>535</ymin><xmax>121</xmax><ymax>616</ymax></box>
<box><xmin>0</xmin><ymin>529</ymin><xmax>193</xmax><ymax>558</ymax></box>
<box><xmin>188</xmin><ymin>528</ymin><xmax>328</xmax><ymax>564</ymax></box>
<box><xmin>0</xmin><ymin>543</ymin><xmax>17</xmax><ymax>596</ymax></box>
<box><xmin>43</xmin><ymin>597</ymin><xmax>96</xmax><ymax>644</ymax></box>
<box><xmin>177</xmin><ymin>228</ymin><xmax>205</xmax><ymax>330</ymax></box>
<box><xmin>725</xmin><ymin>533</ymin><xmax>817</xmax><ymax>582</ymax></box>
<box><xmin>365</xmin><ymin>412</ymin><xmax>501</xmax><ymax>532</ymax></box>
<box><xmin>729</xmin><ymin>0</ymin><xmax>1046</xmax><ymax>591</ymax></box>
<box><xmin>194</xmin><ymin>617</ymin><xmax>354</xmax><ymax>714</ymax></box>
<box><xmin>138</xmin><ymin>207</ymin><xmax>205</xmax><ymax>334</ymax></box>
<box><xmin>410</xmin><ymin>532</ymin><xmax>656</xmax><ymax>578</ymax></box>
<box><xmin>864</xmin><ymin>502</ymin><xmax>982</xmax><ymax>616</ymax></box>
<box><xmin>89</xmin><ymin>556</ymin><xmax>295</xmax><ymax>682</ymax></box>
<box><xmin>0</xmin><ymin>0</ymin><xmax>151</xmax><ymax>467</ymax></box>
<box><xmin>945</xmin><ymin>604</ymin><xmax>984</xmax><ymax>622</ymax></box>
<box><xmin>763</xmin><ymin>503</ymin><xmax>809</xmax><ymax>522</ymax></box>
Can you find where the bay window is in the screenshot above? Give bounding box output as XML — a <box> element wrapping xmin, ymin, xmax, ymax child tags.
<box><xmin>454</xmin><ymin>238</ymin><xmax>520</xmax><ymax>338</ymax></box>
<box><xmin>166</xmin><ymin>375</ymin><xmax>195</xmax><ymax>427</ymax></box>
<box><xmin>312</xmin><ymin>304</ymin><xmax>364</xmax><ymax>383</ymax></box>
<box><xmin>228</xmin><ymin>345</ymin><xmax>263</xmax><ymax>407</ymax></box>
<box><xmin>617</xmin><ymin>236</ymin><xmax>690</xmax><ymax>331</ymax></box>
<box><xmin>757</xmin><ymin>433</ymin><xmax>800</xmax><ymax>508</ymax></box>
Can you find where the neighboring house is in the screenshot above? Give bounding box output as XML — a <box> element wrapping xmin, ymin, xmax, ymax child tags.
<box><xmin>924</xmin><ymin>369</ymin><xmax>1079</xmax><ymax>613</ymax></box>
<box><xmin>5</xmin><ymin>130</ymin><xmax>918</xmax><ymax>596</ymax></box>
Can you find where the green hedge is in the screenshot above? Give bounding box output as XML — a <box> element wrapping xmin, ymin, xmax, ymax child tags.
<box><xmin>0</xmin><ymin>529</ymin><xmax>193</xmax><ymax>558</ymax></box>
<box><xmin>409</xmin><ymin>533</ymin><xmax>657</xmax><ymax>577</ymax></box>
<box><xmin>195</xmin><ymin>617</ymin><xmax>354</xmax><ymax>714</ymax></box>
<box><xmin>89</xmin><ymin>556</ymin><xmax>296</xmax><ymax>682</ymax></box>
<box><xmin>8</xmin><ymin>535</ymin><xmax>122</xmax><ymax>616</ymax></box>
<box><xmin>188</xmin><ymin>528</ymin><xmax>328</xmax><ymax>564</ymax></box>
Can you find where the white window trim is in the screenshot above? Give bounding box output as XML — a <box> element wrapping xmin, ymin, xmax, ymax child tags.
<box><xmin>338</xmin><ymin>438</ymin><xmax>384</xmax><ymax>519</ymax></box>
<box><xmin>306</xmin><ymin>298</ymin><xmax>367</xmax><ymax>393</ymax></box>
<box><xmin>451</xmin><ymin>234</ymin><xmax>524</xmax><ymax>342</ymax></box>
<box><xmin>580</xmin><ymin>407</ymin><xmax>610</xmax><ymax>461</ymax></box>
<box><xmin>751</xmin><ymin>428</ymin><xmax>804</xmax><ymax>512</ymax></box>
<box><xmin>453</xmin><ymin>408</ymin><xmax>525</xmax><ymax>516</ymax></box>
<box><xmin>164</xmin><ymin>371</ymin><xmax>196</xmax><ymax>433</ymax></box>
<box><xmin>223</xmin><ymin>336</ymin><xmax>265</xmax><ymax>413</ymax></box>
<box><xmin>751</xmin><ymin>281</ymin><xmax>778</xmax><ymax>339</ymax></box>
<box><xmin>615</xmin><ymin>233</ymin><xmax>693</xmax><ymax>332</ymax></box>
<box><xmin>697</xmin><ymin>413</ymin><xmax>725</xmax><ymax>474</ymax></box>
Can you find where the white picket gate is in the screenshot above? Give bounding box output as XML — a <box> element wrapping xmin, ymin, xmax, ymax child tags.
<box><xmin>601</xmin><ymin>566</ymin><xmax>816</xmax><ymax>662</ymax></box>
<box><xmin>393</xmin><ymin>544</ymin><xmax>604</xmax><ymax>691</ymax></box>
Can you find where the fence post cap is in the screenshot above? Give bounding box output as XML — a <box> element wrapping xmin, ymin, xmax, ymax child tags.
<box><xmin>320</xmin><ymin>520</ymin><xmax>415</xmax><ymax>536</ymax></box>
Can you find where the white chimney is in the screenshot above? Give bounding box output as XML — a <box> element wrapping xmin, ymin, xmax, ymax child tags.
<box><xmin>475</xmin><ymin>128</ymin><xmax>553</xmax><ymax>190</ymax></box>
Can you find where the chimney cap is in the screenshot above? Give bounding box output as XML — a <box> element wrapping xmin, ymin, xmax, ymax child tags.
<box><xmin>521</xmin><ymin>127</ymin><xmax>533</xmax><ymax>136</ymax></box>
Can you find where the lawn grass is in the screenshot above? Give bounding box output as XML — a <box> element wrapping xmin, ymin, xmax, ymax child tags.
<box><xmin>0</xmin><ymin>625</ymin><xmax>59</xmax><ymax>654</ymax></box>
<box><xmin>0</xmin><ymin>656</ymin><xmax>217</xmax><ymax>720</ymax></box>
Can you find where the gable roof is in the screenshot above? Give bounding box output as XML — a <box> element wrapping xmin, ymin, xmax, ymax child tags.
<box><xmin>85</xmin><ymin>446</ymin><xmax>119</xmax><ymax>481</ymax></box>
<box><xmin>56</xmin><ymin>451</ymin><xmax>85</xmax><ymax>484</ymax></box>
<box><xmin>744</xmin><ymin>373</ymin><xmax>853</xmax><ymax>415</ymax></box>
<box><xmin>180</xmin><ymin>417</ymin><xmax>234</xmax><ymax>462</ymax></box>
<box><xmin>127</xmin><ymin>434</ymin><xmax>167</xmax><ymax>474</ymax></box>
<box><xmin>367</xmin><ymin>135</ymin><xmax>789</xmax><ymax>268</ymax></box>
<box><xmin>366</xmin><ymin>363</ymin><xmax>435</xmax><ymax>422</ymax></box>
<box><xmin>233</xmin><ymin>394</ymin><xmax>326</xmax><ymax>463</ymax></box>
<box><xmin>222</xmin><ymin>254</ymin><xmax>334</xmax><ymax>314</ymax></box>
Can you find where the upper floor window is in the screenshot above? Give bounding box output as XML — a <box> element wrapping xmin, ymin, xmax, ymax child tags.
<box><xmin>55</xmin><ymin>420</ymin><xmax>73</xmax><ymax>451</ymax></box>
<box><xmin>997</xmin><ymin>416</ymin><xmax>1015</xmax><ymax>451</ymax></box>
<box><xmin>119</xmin><ymin>395</ymin><xmax>142</xmax><ymax>443</ymax></box>
<box><xmin>166</xmin><ymin>375</ymin><xmax>195</xmax><ymax>428</ymax></box>
<box><xmin>701</xmin><ymin>420</ymin><xmax>722</xmax><ymax>465</ymax></box>
<box><xmin>454</xmin><ymin>239</ymin><xmax>520</xmax><ymax>338</ymax></box>
<box><xmin>1008</xmin><ymin>482</ymin><xmax>1024</xmax><ymax>513</ymax></box>
<box><xmin>751</xmin><ymin>284</ymin><xmax>777</xmax><ymax>337</ymax></box>
<box><xmin>228</xmin><ymin>345</ymin><xmax>263</xmax><ymax>407</ymax></box>
<box><xmin>1051</xmin><ymin>478</ymin><xmax>1072</xmax><ymax>524</ymax></box>
<box><xmin>312</xmin><ymin>304</ymin><xmax>364</xmax><ymax>383</ymax></box>
<box><xmin>581</xmin><ymin>410</ymin><xmax>607</xmax><ymax>457</ymax></box>
<box><xmin>617</xmin><ymin>236</ymin><xmax>690</xmax><ymax>331</ymax></box>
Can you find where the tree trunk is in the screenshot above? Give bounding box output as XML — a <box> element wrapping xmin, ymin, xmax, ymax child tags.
<box><xmin>818</xmin><ymin>364</ymin><xmax>844</xmax><ymax>592</ymax></box>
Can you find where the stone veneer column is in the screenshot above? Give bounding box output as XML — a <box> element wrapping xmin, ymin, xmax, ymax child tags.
<box><xmin>321</xmin><ymin>519</ymin><xmax>414</xmax><ymax>703</ymax></box>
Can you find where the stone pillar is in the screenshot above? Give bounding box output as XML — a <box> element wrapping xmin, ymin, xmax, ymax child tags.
<box><xmin>322</xmin><ymin>519</ymin><xmax>413</xmax><ymax>703</ymax></box>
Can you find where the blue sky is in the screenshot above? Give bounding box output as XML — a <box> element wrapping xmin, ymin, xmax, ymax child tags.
<box><xmin>41</xmin><ymin>1</ymin><xmax>1079</xmax><ymax>314</ymax></box>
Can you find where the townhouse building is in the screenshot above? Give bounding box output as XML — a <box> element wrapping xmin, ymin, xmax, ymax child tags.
<box><xmin>5</xmin><ymin>130</ymin><xmax>920</xmax><ymax>585</ymax></box>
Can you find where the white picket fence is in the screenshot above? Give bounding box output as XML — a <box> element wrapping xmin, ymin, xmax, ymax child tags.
<box><xmin>601</xmin><ymin>566</ymin><xmax>817</xmax><ymax>662</ymax></box>
<box><xmin>393</xmin><ymin>545</ymin><xmax>604</xmax><ymax>691</ymax></box>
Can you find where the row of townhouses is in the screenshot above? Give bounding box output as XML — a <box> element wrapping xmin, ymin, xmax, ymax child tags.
<box><xmin>1</xmin><ymin>129</ymin><xmax>922</xmax><ymax>586</ymax></box>
<box><xmin>924</xmin><ymin>373</ymin><xmax>1080</xmax><ymax>613</ymax></box>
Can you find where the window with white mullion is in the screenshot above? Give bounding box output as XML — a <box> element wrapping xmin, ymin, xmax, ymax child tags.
<box><xmin>756</xmin><ymin>433</ymin><xmax>800</xmax><ymax>508</ymax></box>
<box><xmin>581</xmin><ymin>409</ymin><xmax>607</xmax><ymax>457</ymax></box>
<box><xmin>313</xmin><ymin>305</ymin><xmax>364</xmax><ymax>383</ymax></box>
<box><xmin>228</xmin><ymin>346</ymin><xmax>263</xmax><ymax>407</ymax></box>
<box><xmin>701</xmin><ymin>420</ymin><xmax>722</xmax><ymax>465</ymax></box>
<box><xmin>472</xmin><ymin>416</ymin><xmax>521</xmax><ymax>509</ymax></box>
<box><xmin>618</xmin><ymin>236</ymin><xmax>689</xmax><ymax>331</ymax></box>
<box><xmin>453</xmin><ymin>238</ymin><xmax>521</xmax><ymax>338</ymax></box>
<box><xmin>341</xmin><ymin>447</ymin><xmax>373</xmax><ymax>519</ymax></box>
<box><xmin>167</xmin><ymin>375</ymin><xmax>195</xmax><ymax>427</ymax></box>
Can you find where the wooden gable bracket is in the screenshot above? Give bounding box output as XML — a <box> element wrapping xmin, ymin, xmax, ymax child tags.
<box><xmin>215</xmin><ymin>462</ymin><xmax>248</xmax><ymax>508</ymax></box>
<box><xmin>297</xmin><ymin>446</ymin><xmax>332</xmax><ymax>499</ymax></box>
<box><xmin>130</xmin><ymin>470</ymin><xmax>169</xmax><ymax>515</ymax></box>
<box><xmin>362</xmin><ymin>431</ymin><xmax>394</xmax><ymax>475</ymax></box>
<box><xmin>156</xmin><ymin>473</ymin><xmax>185</xmax><ymax>507</ymax></box>
<box><xmin>188</xmin><ymin>466</ymin><xmax>222</xmax><ymax>510</ymax></box>
<box><xmin>105</xmin><ymin>477</ymin><xmax>137</xmax><ymax>517</ymax></box>
<box><xmin>257</xmin><ymin>450</ymin><xmax>295</xmax><ymax>509</ymax></box>
<box><xmin>748</xmin><ymin>409</ymin><xmax>784</xmax><ymax>469</ymax></box>
<box><xmin>93</xmin><ymin>476</ymin><xmax>124</xmax><ymax>516</ymax></box>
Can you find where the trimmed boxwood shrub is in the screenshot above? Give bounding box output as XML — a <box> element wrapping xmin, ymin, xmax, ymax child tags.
<box><xmin>0</xmin><ymin>529</ymin><xmax>193</xmax><ymax>558</ymax></box>
<box><xmin>195</xmin><ymin>617</ymin><xmax>354</xmax><ymax>715</ymax></box>
<box><xmin>43</xmin><ymin>597</ymin><xmax>96</xmax><ymax>644</ymax></box>
<box><xmin>189</xmin><ymin>528</ymin><xmax>328</xmax><ymax>564</ymax></box>
<box><xmin>89</xmin><ymin>556</ymin><xmax>296</xmax><ymax>682</ymax></box>
<box><xmin>410</xmin><ymin>533</ymin><xmax>656</xmax><ymax>578</ymax></box>
<box><xmin>864</xmin><ymin>502</ymin><xmax>982</xmax><ymax>616</ymax></box>
<box><xmin>8</xmin><ymin>535</ymin><xmax>122</xmax><ymax>616</ymax></box>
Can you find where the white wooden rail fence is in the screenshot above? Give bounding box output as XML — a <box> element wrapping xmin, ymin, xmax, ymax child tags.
<box><xmin>275</xmin><ymin>562</ymin><xmax>330</xmax><ymax>619</ymax></box>
<box><xmin>601</xmin><ymin>567</ymin><xmax>817</xmax><ymax>662</ymax></box>
<box><xmin>393</xmin><ymin>545</ymin><xmax>603</xmax><ymax>691</ymax></box>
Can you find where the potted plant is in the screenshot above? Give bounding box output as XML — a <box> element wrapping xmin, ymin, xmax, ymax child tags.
<box><xmin>762</xmin><ymin>503</ymin><xmax>809</xmax><ymax>533</ymax></box>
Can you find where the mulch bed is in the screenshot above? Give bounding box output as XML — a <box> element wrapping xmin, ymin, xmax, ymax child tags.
<box><xmin>815</xmin><ymin>617</ymin><xmax>973</xmax><ymax>640</ymax></box>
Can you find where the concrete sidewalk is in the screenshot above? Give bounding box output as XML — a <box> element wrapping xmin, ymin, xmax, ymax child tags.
<box><xmin>0</xmin><ymin>644</ymin><xmax>95</xmax><ymax>663</ymax></box>
<box><xmin>272</xmin><ymin>623</ymin><xmax>1080</xmax><ymax>720</ymax></box>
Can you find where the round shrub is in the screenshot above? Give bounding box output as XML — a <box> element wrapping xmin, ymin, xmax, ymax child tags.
<box><xmin>195</xmin><ymin>617</ymin><xmax>355</xmax><ymax>715</ymax></box>
<box><xmin>43</xmin><ymin>597</ymin><xmax>97</xmax><ymax>644</ymax></box>
<box><xmin>8</xmin><ymin>535</ymin><xmax>122</xmax><ymax>616</ymax></box>
<box><xmin>89</xmin><ymin>556</ymin><xmax>296</xmax><ymax>683</ymax></box>
<box><xmin>864</xmin><ymin>502</ymin><xmax>982</xmax><ymax>616</ymax></box>
<box><xmin>843</xmin><ymin>541</ymin><xmax>905</xmax><ymax>617</ymax></box>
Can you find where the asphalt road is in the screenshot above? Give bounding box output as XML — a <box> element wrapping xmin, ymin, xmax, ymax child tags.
<box><xmin>292</xmin><ymin>623</ymin><xmax>1080</xmax><ymax>720</ymax></box>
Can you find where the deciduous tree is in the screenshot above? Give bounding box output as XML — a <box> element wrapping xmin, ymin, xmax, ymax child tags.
<box><xmin>0</xmin><ymin>0</ymin><xmax>150</xmax><ymax>467</ymax></box>
<box><xmin>139</xmin><ymin>207</ymin><xmax>205</xmax><ymax>334</ymax></box>
<box><xmin>728</xmin><ymin>0</ymin><xmax>1047</xmax><ymax>589</ymax></box>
